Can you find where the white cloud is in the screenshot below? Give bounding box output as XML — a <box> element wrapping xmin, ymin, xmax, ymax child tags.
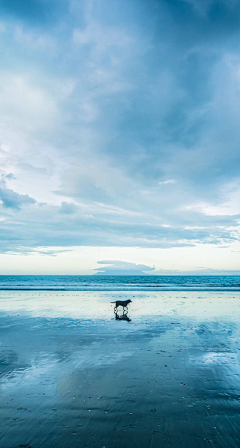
<box><xmin>158</xmin><ymin>179</ymin><xmax>176</xmax><ymax>185</ymax></box>
<box><xmin>0</xmin><ymin>73</ymin><xmax>58</xmax><ymax>132</ymax></box>
<box><xmin>95</xmin><ymin>260</ymin><xmax>155</xmax><ymax>273</ymax></box>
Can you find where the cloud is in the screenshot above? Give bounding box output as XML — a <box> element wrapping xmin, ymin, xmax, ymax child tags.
<box><xmin>95</xmin><ymin>260</ymin><xmax>155</xmax><ymax>274</ymax></box>
<box><xmin>0</xmin><ymin>0</ymin><xmax>240</xmax><ymax>265</ymax></box>
<box><xmin>59</xmin><ymin>202</ymin><xmax>77</xmax><ymax>214</ymax></box>
<box><xmin>158</xmin><ymin>179</ymin><xmax>176</xmax><ymax>185</ymax></box>
<box><xmin>0</xmin><ymin>73</ymin><xmax>58</xmax><ymax>133</ymax></box>
<box><xmin>0</xmin><ymin>187</ymin><xmax>35</xmax><ymax>209</ymax></box>
<box><xmin>0</xmin><ymin>0</ymin><xmax>68</xmax><ymax>26</ymax></box>
<box><xmin>0</xmin><ymin>195</ymin><xmax>239</xmax><ymax>254</ymax></box>
<box><xmin>0</xmin><ymin>177</ymin><xmax>36</xmax><ymax>210</ymax></box>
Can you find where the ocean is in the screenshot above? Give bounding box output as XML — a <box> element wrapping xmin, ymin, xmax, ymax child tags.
<box><xmin>0</xmin><ymin>274</ymin><xmax>240</xmax><ymax>290</ymax></box>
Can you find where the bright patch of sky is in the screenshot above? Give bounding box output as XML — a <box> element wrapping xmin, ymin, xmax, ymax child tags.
<box><xmin>0</xmin><ymin>0</ymin><xmax>240</xmax><ymax>273</ymax></box>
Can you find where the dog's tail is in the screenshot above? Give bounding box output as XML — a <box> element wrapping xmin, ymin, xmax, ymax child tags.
<box><xmin>111</xmin><ymin>301</ymin><xmax>116</xmax><ymax>303</ymax></box>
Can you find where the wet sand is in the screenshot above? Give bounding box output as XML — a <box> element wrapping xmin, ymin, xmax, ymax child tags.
<box><xmin>0</xmin><ymin>291</ymin><xmax>240</xmax><ymax>447</ymax></box>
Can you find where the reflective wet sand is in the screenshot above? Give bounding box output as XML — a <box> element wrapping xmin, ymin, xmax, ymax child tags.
<box><xmin>0</xmin><ymin>291</ymin><xmax>240</xmax><ymax>447</ymax></box>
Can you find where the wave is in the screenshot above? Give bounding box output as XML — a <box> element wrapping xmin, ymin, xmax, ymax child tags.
<box><xmin>0</xmin><ymin>275</ymin><xmax>240</xmax><ymax>291</ymax></box>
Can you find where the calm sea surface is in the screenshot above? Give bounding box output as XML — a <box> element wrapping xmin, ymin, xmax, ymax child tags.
<box><xmin>0</xmin><ymin>275</ymin><xmax>239</xmax><ymax>290</ymax></box>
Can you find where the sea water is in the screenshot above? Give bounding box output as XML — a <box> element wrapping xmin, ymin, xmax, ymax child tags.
<box><xmin>0</xmin><ymin>275</ymin><xmax>239</xmax><ymax>290</ymax></box>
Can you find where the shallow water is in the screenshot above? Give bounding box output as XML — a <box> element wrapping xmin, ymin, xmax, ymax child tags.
<box><xmin>0</xmin><ymin>291</ymin><xmax>240</xmax><ymax>447</ymax></box>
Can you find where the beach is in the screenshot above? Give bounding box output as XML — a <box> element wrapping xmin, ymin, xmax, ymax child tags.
<box><xmin>0</xmin><ymin>290</ymin><xmax>240</xmax><ymax>447</ymax></box>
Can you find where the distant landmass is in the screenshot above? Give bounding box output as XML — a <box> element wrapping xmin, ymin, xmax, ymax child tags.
<box><xmin>95</xmin><ymin>270</ymin><xmax>149</xmax><ymax>275</ymax></box>
<box><xmin>94</xmin><ymin>270</ymin><xmax>240</xmax><ymax>276</ymax></box>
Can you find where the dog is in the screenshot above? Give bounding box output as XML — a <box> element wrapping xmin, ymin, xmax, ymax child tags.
<box><xmin>111</xmin><ymin>299</ymin><xmax>132</xmax><ymax>310</ymax></box>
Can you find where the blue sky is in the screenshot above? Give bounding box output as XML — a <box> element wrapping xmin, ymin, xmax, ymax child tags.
<box><xmin>0</xmin><ymin>0</ymin><xmax>240</xmax><ymax>273</ymax></box>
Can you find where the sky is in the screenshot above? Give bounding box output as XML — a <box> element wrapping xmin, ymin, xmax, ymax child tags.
<box><xmin>0</xmin><ymin>0</ymin><xmax>240</xmax><ymax>274</ymax></box>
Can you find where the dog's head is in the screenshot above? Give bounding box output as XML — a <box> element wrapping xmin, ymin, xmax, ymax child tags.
<box><xmin>127</xmin><ymin>299</ymin><xmax>132</xmax><ymax>304</ymax></box>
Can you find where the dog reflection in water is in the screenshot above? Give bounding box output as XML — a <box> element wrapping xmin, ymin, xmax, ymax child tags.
<box><xmin>114</xmin><ymin>310</ymin><xmax>131</xmax><ymax>322</ymax></box>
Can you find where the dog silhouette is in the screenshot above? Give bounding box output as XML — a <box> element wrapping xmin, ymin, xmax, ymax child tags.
<box><xmin>111</xmin><ymin>299</ymin><xmax>132</xmax><ymax>310</ymax></box>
